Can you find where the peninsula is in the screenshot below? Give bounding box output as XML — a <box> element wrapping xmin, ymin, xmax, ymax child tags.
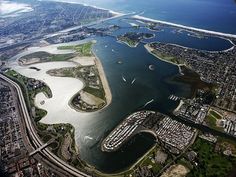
<box><xmin>47</xmin><ymin>42</ymin><xmax>112</xmax><ymax>112</ymax></box>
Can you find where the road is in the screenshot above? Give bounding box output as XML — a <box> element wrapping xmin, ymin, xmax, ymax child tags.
<box><xmin>156</xmin><ymin>129</ymin><xmax>199</xmax><ymax>177</ymax></box>
<box><xmin>0</xmin><ymin>74</ymin><xmax>91</xmax><ymax>177</ymax></box>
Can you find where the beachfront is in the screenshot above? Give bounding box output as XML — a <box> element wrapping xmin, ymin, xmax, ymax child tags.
<box><xmin>133</xmin><ymin>15</ymin><xmax>236</xmax><ymax>39</ymax></box>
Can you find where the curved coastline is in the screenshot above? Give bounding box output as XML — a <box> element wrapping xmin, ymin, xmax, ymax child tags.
<box><xmin>67</xmin><ymin>54</ymin><xmax>112</xmax><ymax>113</ymax></box>
<box><xmin>6</xmin><ymin>3</ymin><xmax>236</xmax><ymax>174</ymax></box>
<box><xmin>133</xmin><ymin>15</ymin><xmax>236</xmax><ymax>39</ymax></box>
<box><xmin>144</xmin><ymin>43</ymin><xmax>186</xmax><ymax>75</ymax></box>
<box><xmin>92</xmin><ymin>51</ymin><xmax>112</xmax><ymax>108</ymax></box>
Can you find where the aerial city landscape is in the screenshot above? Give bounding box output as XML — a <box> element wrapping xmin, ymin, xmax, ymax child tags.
<box><xmin>0</xmin><ymin>0</ymin><xmax>236</xmax><ymax>176</ymax></box>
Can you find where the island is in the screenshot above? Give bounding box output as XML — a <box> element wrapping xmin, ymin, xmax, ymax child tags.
<box><xmin>117</xmin><ymin>32</ymin><xmax>155</xmax><ymax>47</ymax></box>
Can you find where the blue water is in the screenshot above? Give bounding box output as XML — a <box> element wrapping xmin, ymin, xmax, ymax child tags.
<box><xmin>106</xmin><ymin>17</ymin><xmax>233</xmax><ymax>51</ymax></box>
<box><xmin>78</xmin><ymin>35</ymin><xmax>190</xmax><ymax>173</ymax></box>
<box><xmin>74</xmin><ymin>17</ymin><xmax>233</xmax><ymax>172</ymax></box>
<box><xmin>35</xmin><ymin>0</ymin><xmax>235</xmax><ymax>173</ymax></box>
<box><xmin>56</xmin><ymin>0</ymin><xmax>236</xmax><ymax>34</ymax></box>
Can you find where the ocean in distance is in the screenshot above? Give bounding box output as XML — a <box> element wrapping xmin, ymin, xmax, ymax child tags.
<box><xmin>50</xmin><ymin>0</ymin><xmax>236</xmax><ymax>34</ymax></box>
<box><xmin>24</xmin><ymin>0</ymin><xmax>236</xmax><ymax>173</ymax></box>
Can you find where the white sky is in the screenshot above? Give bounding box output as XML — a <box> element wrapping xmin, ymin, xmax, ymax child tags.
<box><xmin>0</xmin><ymin>0</ymin><xmax>33</xmax><ymax>15</ymax></box>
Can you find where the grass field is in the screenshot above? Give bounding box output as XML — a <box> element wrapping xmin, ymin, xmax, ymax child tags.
<box><xmin>205</xmin><ymin>109</ymin><xmax>223</xmax><ymax>131</ymax></box>
<box><xmin>58</xmin><ymin>42</ymin><xmax>93</xmax><ymax>57</ymax></box>
<box><xmin>21</xmin><ymin>51</ymin><xmax>74</xmax><ymax>62</ymax></box>
<box><xmin>118</xmin><ymin>36</ymin><xmax>139</xmax><ymax>47</ymax></box>
<box><xmin>152</xmin><ymin>50</ymin><xmax>185</xmax><ymax>65</ymax></box>
<box><xmin>209</xmin><ymin>110</ymin><xmax>222</xmax><ymax>119</ymax></box>
<box><xmin>83</xmin><ymin>86</ymin><xmax>105</xmax><ymax>100</ymax></box>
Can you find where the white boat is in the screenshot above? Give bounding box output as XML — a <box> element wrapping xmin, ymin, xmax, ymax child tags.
<box><xmin>84</xmin><ymin>136</ymin><xmax>93</xmax><ymax>140</ymax></box>
<box><xmin>131</xmin><ymin>78</ymin><xmax>136</xmax><ymax>84</ymax></box>
<box><xmin>122</xmin><ymin>76</ymin><xmax>127</xmax><ymax>82</ymax></box>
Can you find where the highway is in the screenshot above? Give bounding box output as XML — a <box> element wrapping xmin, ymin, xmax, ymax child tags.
<box><xmin>0</xmin><ymin>74</ymin><xmax>91</xmax><ymax>177</ymax></box>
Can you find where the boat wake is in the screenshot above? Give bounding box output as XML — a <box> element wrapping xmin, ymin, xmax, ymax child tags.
<box><xmin>142</xmin><ymin>99</ymin><xmax>154</xmax><ymax>108</ymax></box>
<box><xmin>131</xmin><ymin>78</ymin><xmax>136</xmax><ymax>84</ymax></box>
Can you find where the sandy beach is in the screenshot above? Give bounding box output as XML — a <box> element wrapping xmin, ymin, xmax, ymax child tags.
<box><xmin>133</xmin><ymin>15</ymin><xmax>236</xmax><ymax>39</ymax></box>
<box><xmin>92</xmin><ymin>52</ymin><xmax>112</xmax><ymax>106</ymax></box>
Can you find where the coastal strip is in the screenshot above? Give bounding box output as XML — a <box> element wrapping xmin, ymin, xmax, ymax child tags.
<box><xmin>92</xmin><ymin>51</ymin><xmax>112</xmax><ymax>107</ymax></box>
<box><xmin>44</xmin><ymin>0</ymin><xmax>125</xmax><ymax>36</ymax></box>
<box><xmin>133</xmin><ymin>15</ymin><xmax>236</xmax><ymax>39</ymax></box>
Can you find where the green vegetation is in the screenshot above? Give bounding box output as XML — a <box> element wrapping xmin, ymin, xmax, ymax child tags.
<box><xmin>187</xmin><ymin>138</ymin><xmax>236</xmax><ymax>177</ymax></box>
<box><xmin>5</xmin><ymin>69</ymin><xmax>87</xmax><ymax>171</ymax></box>
<box><xmin>83</xmin><ymin>86</ymin><xmax>105</xmax><ymax>100</ymax></box>
<box><xmin>118</xmin><ymin>32</ymin><xmax>154</xmax><ymax>48</ymax></box>
<box><xmin>50</xmin><ymin>54</ymin><xmax>74</xmax><ymax>61</ymax></box>
<box><xmin>58</xmin><ymin>42</ymin><xmax>93</xmax><ymax>57</ymax></box>
<box><xmin>152</xmin><ymin>50</ymin><xmax>185</xmax><ymax>65</ymax></box>
<box><xmin>205</xmin><ymin>110</ymin><xmax>223</xmax><ymax>131</ymax></box>
<box><xmin>37</xmin><ymin>122</ymin><xmax>85</xmax><ymax>168</ymax></box>
<box><xmin>139</xmin><ymin>146</ymin><xmax>162</xmax><ymax>171</ymax></box>
<box><xmin>47</xmin><ymin>64</ymin><xmax>107</xmax><ymax>112</ymax></box>
<box><xmin>210</xmin><ymin>110</ymin><xmax>222</xmax><ymax>119</ymax></box>
<box><xmin>206</xmin><ymin>114</ymin><xmax>217</xmax><ymax>127</ymax></box>
<box><xmin>131</xmin><ymin>145</ymin><xmax>171</xmax><ymax>176</ymax></box>
<box><xmin>118</xmin><ymin>36</ymin><xmax>139</xmax><ymax>47</ymax></box>
<box><xmin>217</xmin><ymin>137</ymin><xmax>236</xmax><ymax>156</ymax></box>
<box><xmin>6</xmin><ymin>69</ymin><xmax>52</xmax><ymax>122</ymax></box>
<box><xmin>21</xmin><ymin>51</ymin><xmax>74</xmax><ymax>62</ymax></box>
<box><xmin>47</xmin><ymin>66</ymin><xmax>84</xmax><ymax>78</ymax></box>
<box><xmin>37</xmin><ymin>122</ymin><xmax>50</xmax><ymax>132</ymax></box>
<box><xmin>177</xmin><ymin>158</ymin><xmax>193</xmax><ymax>170</ymax></box>
<box><xmin>34</xmin><ymin>109</ymin><xmax>47</xmax><ymax>122</ymax></box>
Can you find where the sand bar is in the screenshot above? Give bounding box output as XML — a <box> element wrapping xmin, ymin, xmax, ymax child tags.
<box><xmin>133</xmin><ymin>15</ymin><xmax>236</xmax><ymax>39</ymax></box>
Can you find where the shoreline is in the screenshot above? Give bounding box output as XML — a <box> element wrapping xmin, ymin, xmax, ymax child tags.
<box><xmin>46</xmin><ymin>0</ymin><xmax>124</xmax><ymax>16</ymax></box>
<box><xmin>133</xmin><ymin>15</ymin><xmax>236</xmax><ymax>39</ymax></box>
<box><xmin>144</xmin><ymin>43</ymin><xmax>185</xmax><ymax>74</ymax></box>
<box><xmin>92</xmin><ymin>51</ymin><xmax>112</xmax><ymax>108</ymax></box>
<box><xmin>162</xmin><ymin>41</ymin><xmax>235</xmax><ymax>53</ymax></box>
<box><xmin>91</xmin><ymin>144</ymin><xmax>157</xmax><ymax>177</ymax></box>
<box><xmin>43</xmin><ymin>0</ymin><xmax>125</xmax><ymax>38</ymax></box>
<box><xmin>173</xmin><ymin>100</ymin><xmax>184</xmax><ymax>114</ymax></box>
<box><xmin>116</xmin><ymin>38</ymin><xmax>139</xmax><ymax>48</ymax></box>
